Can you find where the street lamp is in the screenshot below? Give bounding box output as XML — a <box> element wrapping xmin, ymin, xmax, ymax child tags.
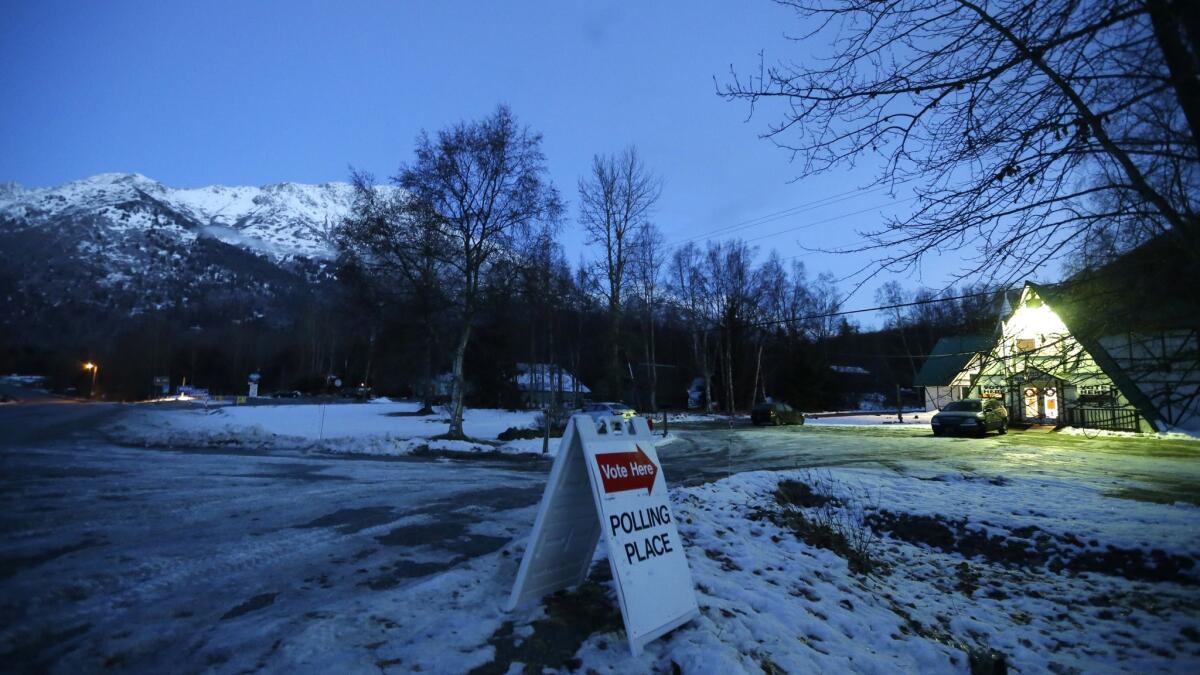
<box><xmin>83</xmin><ymin>362</ymin><xmax>98</xmax><ymax>399</ymax></box>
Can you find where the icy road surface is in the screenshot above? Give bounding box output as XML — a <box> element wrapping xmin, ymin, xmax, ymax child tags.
<box><xmin>0</xmin><ymin>400</ymin><xmax>548</xmax><ymax>671</ymax></box>
<box><xmin>2</xmin><ymin>397</ymin><xmax>1198</xmax><ymax>671</ymax></box>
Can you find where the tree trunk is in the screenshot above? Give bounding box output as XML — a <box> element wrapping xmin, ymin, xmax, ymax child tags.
<box><xmin>419</xmin><ymin>317</ymin><xmax>436</xmax><ymax>415</ymax></box>
<box><xmin>720</xmin><ymin>329</ymin><xmax>729</xmax><ymax>413</ymax></box>
<box><xmin>363</xmin><ymin>325</ymin><xmax>376</xmax><ymax>389</ymax></box>
<box><xmin>606</xmin><ymin>299</ymin><xmax>622</xmax><ymax>400</ymax></box>
<box><xmin>647</xmin><ymin>305</ymin><xmax>658</xmax><ymax>412</ymax></box>
<box><xmin>448</xmin><ymin>319</ymin><xmax>473</xmax><ymax>439</ymax></box>
<box><xmin>701</xmin><ymin>330</ymin><xmax>714</xmax><ymax>412</ymax></box>
<box><xmin>749</xmin><ymin>342</ymin><xmax>763</xmax><ymax>408</ymax></box>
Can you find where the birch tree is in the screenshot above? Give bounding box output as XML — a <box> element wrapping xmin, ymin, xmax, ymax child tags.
<box><xmin>578</xmin><ymin>146</ymin><xmax>662</xmax><ymax>400</ymax></box>
<box><xmin>398</xmin><ymin>105</ymin><xmax>562</xmax><ymax>439</ymax></box>
<box><xmin>632</xmin><ymin>222</ymin><xmax>666</xmax><ymax>412</ymax></box>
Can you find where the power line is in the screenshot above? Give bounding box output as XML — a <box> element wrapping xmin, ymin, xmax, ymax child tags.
<box><xmin>740</xmin><ymin>196</ymin><xmax>920</xmax><ymax>246</ymax></box>
<box><xmin>662</xmin><ymin>185</ymin><xmax>894</xmax><ymax>250</ymax></box>
<box><xmin>702</xmin><ymin>285</ymin><xmax>1018</xmax><ymax>334</ymax></box>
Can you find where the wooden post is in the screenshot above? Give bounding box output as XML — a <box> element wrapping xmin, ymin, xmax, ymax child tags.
<box><xmin>895</xmin><ymin>384</ymin><xmax>904</xmax><ymax>423</ymax></box>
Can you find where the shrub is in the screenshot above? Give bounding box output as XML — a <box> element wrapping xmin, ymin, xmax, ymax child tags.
<box><xmin>497</xmin><ymin>426</ymin><xmax>542</xmax><ymax>441</ymax></box>
<box><xmin>769</xmin><ymin>471</ymin><xmax>884</xmax><ymax>575</ymax></box>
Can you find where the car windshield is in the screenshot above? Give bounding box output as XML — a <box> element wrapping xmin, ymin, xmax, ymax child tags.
<box><xmin>943</xmin><ymin>400</ymin><xmax>982</xmax><ymax>412</ymax></box>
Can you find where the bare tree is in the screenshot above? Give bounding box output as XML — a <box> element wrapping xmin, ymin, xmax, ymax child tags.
<box><xmin>875</xmin><ymin>281</ymin><xmax>919</xmax><ymax>380</ymax></box>
<box><xmin>399</xmin><ymin>105</ymin><xmax>561</xmax><ymax>439</ymax></box>
<box><xmin>578</xmin><ymin>146</ymin><xmax>663</xmax><ymax>400</ymax></box>
<box><xmin>705</xmin><ymin>239</ymin><xmax>759</xmax><ymax>413</ymax></box>
<box><xmin>723</xmin><ymin>0</ymin><xmax>1200</xmax><ymax>284</ymax></box>
<box><xmin>632</xmin><ymin>222</ymin><xmax>666</xmax><ymax>411</ymax></box>
<box><xmin>669</xmin><ymin>242</ymin><xmax>716</xmax><ymax>411</ymax></box>
<box><xmin>336</xmin><ymin>171</ymin><xmax>447</xmax><ymax>412</ymax></box>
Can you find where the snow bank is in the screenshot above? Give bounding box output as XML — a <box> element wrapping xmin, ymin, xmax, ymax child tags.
<box><xmin>1</xmin><ymin>374</ymin><xmax>47</xmax><ymax>386</ymax></box>
<box><xmin>109</xmin><ymin>402</ymin><xmax>684</xmax><ymax>458</ymax></box>
<box><xmin>667</xmin><ymin>410</ymin><xmax>932</xmax><ymax>427</ymax></box>
<box><xmin>1060</xmin><ymin>425</ymin><xmax>1200</xmax><ymax>442</ymax></box>
<box><xmin>806</xmin><ymin>411</ymin><xmax>933</xmax><ymax>426</ymax></box>
<box><xmin>109</xmin><ymin>402</ymin><xmax>548</xmax><ymax>456</ymax></box>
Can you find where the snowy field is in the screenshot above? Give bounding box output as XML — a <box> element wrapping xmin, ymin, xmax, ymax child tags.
<box><xmin>109</xmin><ymin>400</ymin><xmax>680</xmax><ymax>458</ymax></box>
<box><xmin>109</xmin><ymin>400</ymin><xmax>580</xmax><ymax>456</ymax></box>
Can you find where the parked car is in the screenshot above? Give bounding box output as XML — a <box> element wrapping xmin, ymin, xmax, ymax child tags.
<box><xmin>931</xmin><ymin>399</ymin><xmax>1008</xmax><ymax>436</ymax></box>
<box><xmin>581</xmin><ymin>401</ymin><xmax>636</xmax><ymax>422</ymax></box>
<box><xmin>751</xmin><ymin>401</ymin><xmax>805</xmax><ymax>426</ymax></box>
<box><xmin>340</xmin><ymin>386</ymin><xmax>373</xmax><ymax>401</ymax></box>
<box><xmin>272</xmin><ymin>390</ymin><xmax>302</xmax><ymax>399</ymax></box>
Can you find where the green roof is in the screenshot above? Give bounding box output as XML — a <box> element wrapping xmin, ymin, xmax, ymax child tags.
<box><xmin>913</xmin><ymin>335</ymin><xmax>994</xmax><ymax>387</ymax></box>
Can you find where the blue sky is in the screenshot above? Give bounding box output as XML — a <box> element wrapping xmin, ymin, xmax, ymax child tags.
<box><xmin>0</xmin><ymin>0</ymin><xmax>965</xmax><ymax>307</ymax></box>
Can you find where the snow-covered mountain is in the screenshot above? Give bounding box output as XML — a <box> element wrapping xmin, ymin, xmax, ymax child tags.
<box><xmin>0</xmin><ymin>173</ymin><xmax>376</xmax><ymax>336</ymax></box>
<box><xmin>0</xmin><ymin>172</ymin><xmax>362</xmax><ymax>261</ymax></box>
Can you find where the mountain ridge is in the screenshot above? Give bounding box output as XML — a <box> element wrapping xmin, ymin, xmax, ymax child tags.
<box><xmin>0</xmin><ymin>172</ymin><xmax>376</xmax><ymax>261</ymax></box>
<box><xmin>0</xmin><ymin>172</ymin><xmax>384</xmax><ymax>339</ymax></box>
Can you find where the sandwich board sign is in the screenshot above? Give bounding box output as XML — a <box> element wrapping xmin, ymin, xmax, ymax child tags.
<box><xmin>507</xmin><ymin>414</ymin><xmax>698</xmax><ymax>655</ymax></box>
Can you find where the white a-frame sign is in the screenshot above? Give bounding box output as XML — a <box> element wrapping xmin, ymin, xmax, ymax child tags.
<box><xmin>507</xmin><ymin>414</ymin><xmax>699</xmax><ymax>655</ymax></box>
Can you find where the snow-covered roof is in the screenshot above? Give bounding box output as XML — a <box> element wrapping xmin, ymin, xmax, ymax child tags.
<box><xmin>513</xmin><ymin>363</ymin><xmax>590</xmax><ymax>394</ymax></box>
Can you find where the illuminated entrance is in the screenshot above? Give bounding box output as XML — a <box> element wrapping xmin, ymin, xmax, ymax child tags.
<box><xmin>1013</xmin><ymin>371</ymin><xmax>1062</xmax><ymax>424</ymax></box>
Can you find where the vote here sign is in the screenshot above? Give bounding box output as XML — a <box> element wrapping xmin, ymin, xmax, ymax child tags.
<box><xmin>508</xmin><ymin>414</ymin><xmax>698</xmax><ymax>657</ymax></box>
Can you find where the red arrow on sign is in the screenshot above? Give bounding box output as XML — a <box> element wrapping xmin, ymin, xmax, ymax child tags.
<box><xmin>595</xmin><ymin>445</ymin><xmax>658</xmax><ymax>496</ymax></box>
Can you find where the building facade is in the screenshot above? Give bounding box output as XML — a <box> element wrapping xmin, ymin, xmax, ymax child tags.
<box><xmin>969</xmin><ymin>283</ymin><xmax>1198</xmax><ymax>433</ymax></box>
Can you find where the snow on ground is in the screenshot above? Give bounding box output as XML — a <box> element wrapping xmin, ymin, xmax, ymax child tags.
<box><xmin>352</xmin><ymin>466</ymin><xmax>1200</xmax><ymax>667</ymax></box>
<box><xmin>1</xmin><ymin>374</ymin><xmax>48</xmax><ymax>386</ymax></box>
<box><xmin>611</xmin><ymin>468</ymin><xmax>1200</xmax><ymax>673</ymax></box>
<box><xmin>806</xmin><ymin>411</ymin><xmax>934</xmax><ymax>426</ymax></box>
<box><xmin>667</xmin><ymin>412</ymin><xmax>742</xmax><ymax>423</ymax></box>
<box><xmin>109</xmin><ymin>401</ymin><xmax>541</xmax><ymax>454</ymax></box>
<box><xmin>668</xmin><ymin>409</ymin><xmax>931</xmax><ymax>426</ymax></box>
<box><xmin>236</xmin><ymin>466</ymin><xmax>1200</xmax><ymax>673</ymax></box>
<box><xmin>107</xmin><ymin>401</ymin><xmax>677</xmax><ymax>457</ymax></box>
<box><xmin>7</xmin><ymin>402</ymin><xmax>1200</xmax><ymax>673</ymax></box>
<box><xmin>1060</xmin><ymin>425</ymin><xmax>1200</xmax><ymax>442</ymax></box>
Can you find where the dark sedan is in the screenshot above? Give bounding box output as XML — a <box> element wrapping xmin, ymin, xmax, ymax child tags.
<box><xmin>931</xmin><ymin>398</ymin><xmax>1008</xmax><ymax>437</ymax></box>
<box><xmin>752</xmin><ymin>401</ymin><xmax>805</xmax><ymax>426</ymax></box>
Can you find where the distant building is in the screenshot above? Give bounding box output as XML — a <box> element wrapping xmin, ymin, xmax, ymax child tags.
<box><xmin>969</xmin><ymin>238</ymin><xmax>1199</xmax><ymax>432</ymax></box>
<box><xmin>514</xmin><ymin>363</ymin><xmax>590</xmax><ymax>408</ymax></box>
<box><xmin>913</xmin><ymin>336</ymin><xmax>993</xmax><ymax>411</ymax></box>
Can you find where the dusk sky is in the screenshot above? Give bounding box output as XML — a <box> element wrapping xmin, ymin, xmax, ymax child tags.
<box><xmin>0</xmin><ymin>0</ymin><xmax>962</xmax><ymax>306</ymax></box>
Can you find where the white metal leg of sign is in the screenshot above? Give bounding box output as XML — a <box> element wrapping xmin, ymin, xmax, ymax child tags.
<box><xmin>507</xmin><ymin>414</ymin><xmax>699</xmax><ymax>656</ymax></box>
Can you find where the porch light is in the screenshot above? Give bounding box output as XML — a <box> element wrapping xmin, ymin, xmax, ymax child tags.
<box><xmin>1006</xmin><ymin>302</ymin><xmax>1067</xmax><ymax>338</ymax></box>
